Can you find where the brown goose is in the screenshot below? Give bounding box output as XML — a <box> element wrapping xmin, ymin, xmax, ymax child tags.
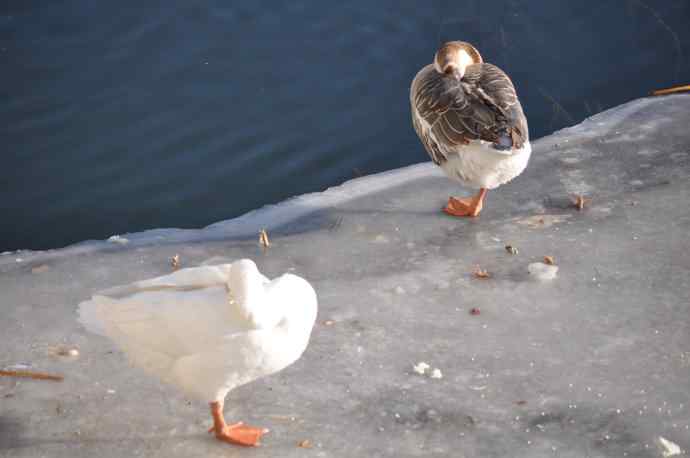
<box><xmin>410</xmin><ymin>41</ymin><xmax>530</xmax><ymax>217</ymax></box>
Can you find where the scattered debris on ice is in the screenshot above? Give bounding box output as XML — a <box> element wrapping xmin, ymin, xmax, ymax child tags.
<box><xmin>473</xmin><ymin>266</ymin><xmax>491</xmax><ymax>279</ymax></box>
<box><xmin>3</xmin><ymin>363</ymin><xmax>32</xmax><ymax>371</ymax></box>
<box><xmin>528</xmin><ymin>262</ymin><xmax>559</xmax><ymax>280</ymax></box>
<box><xmin>413</xmin><ymin>362</ymin><xmax>430</xmax><ymax>375</ymax></box>
<box><xmin>31</xmin><ymin>264</ymin><xmax>50</xmax><ymax>274</ymax></box>
<box><xmin>259</xmin><ymin>229</ymin><xmax>270</xmax><ymax>248</ymax></box>
<box><xmin>657</xmin><ymin>436</ymin><xmax>681</xmax><ymax>457</ymax></box>
<box><xmin>571</xmin><ymin>194</ymin><xmax>592</xmax><ymax>211</ymax></box>
<box><xmin>516</xmin><ymin>214</ymin><xmax>571</xmax><ymax>229</ymax></box>
<box><xmin>107</xmin><ymin>235</ymin><xmax>129</xmax><ymax>245</ymax></box>
<box><xmin>297</xmin><ymin>439</ymin><xmax>313</xmax><ymax>448</ymax></box>
<box><xmin>412</xmin><ymin>362</ymin><xmax>443</xmax><ymax>379</ymax></box>
<box><xmin>48</xmin><ymin>345</ymin><xmax>80</xmax><ymax>358</ymax></box>
<box><xmin>0</xmin><ymin>367</ymin><xmax>63</xmax><ymax>381</ymax></box>
<box><xmin>373</xmin><ymin>234</ymin><xmax>389</xmax><ymax>243</ymax></box>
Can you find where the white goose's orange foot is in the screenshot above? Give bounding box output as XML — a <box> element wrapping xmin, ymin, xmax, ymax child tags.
<box><xmin>208</xmin><ymin>401</ymin><xmax>269</xmax><ymax>447</ymax></box>
<box><xmin>443</xmin><ymin>188</ymin><xmax>488</xmax><ymax>217</ymax></box>
<box><xmin>211</xmin><ymin>422</ymin><xmax>269</xmax><ymax>447</ymax></box>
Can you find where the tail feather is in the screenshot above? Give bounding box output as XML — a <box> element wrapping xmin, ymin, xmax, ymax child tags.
<box><xmin>492</xmin><ymin>134</ymin><xmax>514</xmax><ymax>154</ymax></box>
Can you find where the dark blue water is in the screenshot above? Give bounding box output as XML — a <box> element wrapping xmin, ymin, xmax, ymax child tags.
<box><xmin>2</xmin><ymin>1</ymin><xmax>689</xmax><ymax>251</ymax></box>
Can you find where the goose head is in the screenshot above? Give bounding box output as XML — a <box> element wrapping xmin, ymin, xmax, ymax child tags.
<box><xmin>433</xmin><ymin>41</ymin><xmax>483</xmax><ymax>81</ymax></box>
<box><xmin>228</xmin><ymin>259</ymin><xmax>262</xmax><ymax>304</ymax></box>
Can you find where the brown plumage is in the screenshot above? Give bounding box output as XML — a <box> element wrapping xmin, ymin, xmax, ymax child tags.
<box><xmin>410</xmin><ymin>41</ymin><xmax>528</xmax><ymax>165</ymax></box>
<box><xmin>410</xmin><ymin>41</ymin><xmax>530</xmax><ymax>217</ymax></box>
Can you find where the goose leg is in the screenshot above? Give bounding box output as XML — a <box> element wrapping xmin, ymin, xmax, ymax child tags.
<box><xmin>208</xmin><ymin>401</ymin><xmax>269</xmax><ymax>447</ymax></box>
<box><xmin>443</xmin><ymin>188</ymin><xmax>487</xmax><ymax>217</ymax></box>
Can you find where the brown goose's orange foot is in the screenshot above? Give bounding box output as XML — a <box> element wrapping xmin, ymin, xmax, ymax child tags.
<box><xmin>444</xmin><ymin>196</ymin><xmax>483</xmax><ymax>217</ymax></box>
<box><xmin>443</xmin><ymin>188</ymin><xmax>488</xmax><ymax>218</ymax></box>
<box><xmin>210</xmin><ymin>422</ymin><xmax>269</xmax><ymax>447</ymax></box>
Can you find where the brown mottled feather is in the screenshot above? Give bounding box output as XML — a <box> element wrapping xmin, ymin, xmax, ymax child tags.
<box><xmin>411</xmin><ymin>62</ymin><xmax>528</xmax><ymax>165</ymax></box>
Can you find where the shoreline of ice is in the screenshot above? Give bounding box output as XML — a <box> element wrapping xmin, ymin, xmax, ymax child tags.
<box><xmin>0</xmin><ymin>94</ymin><xmax>679</xmax><ymax>267</ymax></box>
<box><xmin>1</xmin><ymin>162</ymin><xmax>443</xmax><ymax>266</ymax></box>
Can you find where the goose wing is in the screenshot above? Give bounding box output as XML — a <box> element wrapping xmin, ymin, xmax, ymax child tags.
<box><xmin>77</xmin><ymin>264</ymin><xmax>255</xmax><ymax>376</ymax></box>
<box><xmin>411</xmin><ymin>62</ymin><xmax>528</xmax><ymax>165</ymax></box>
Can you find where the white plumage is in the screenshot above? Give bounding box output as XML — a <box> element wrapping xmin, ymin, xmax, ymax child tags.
<box><xmin>78</xmin><ymin>259</ymin><xmax>318</xmax><ymax>403</ymax></box>
<box><xmin>438</xmin><ymin>139</ymin><xmax>532</xmax><ymax>190</ymax></box>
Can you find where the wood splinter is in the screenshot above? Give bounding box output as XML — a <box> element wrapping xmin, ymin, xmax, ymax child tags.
<box><xmin>0</xmin><ymin>369</ymin><xmax>64</xmax><ymax>382</ymax></box>
<box><xmin>651</xmin><ymin>84</ymin><xmax>690</xmax><ymax>96</ymax></box>
<box><xmin>472</xmin><ymin>266</ymin><xmax>491</xmax><ymax>279</ymax></box>
<box><xmin>571</xmin><ymin>194</ymin><xmax>592</xmax><ymax>211</ymax></box>
<box><xmin>259</xmin><ymin>229</ymin><xmax>271</xmax><ymax>248</ymax></box>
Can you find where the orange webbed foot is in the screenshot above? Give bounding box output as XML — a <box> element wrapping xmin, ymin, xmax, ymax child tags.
<box><xmin>208</xmin><ymin>401</ymin><xmax>269</xmax><ymax>447</ymax></box>
<box><xmin>214</xmin><ymin>423</ymin><xmax>269</xmax><ymax>447</ymax></box>
<box><xmin>444</xmin><ymin>196</ymin><xmax>482</xmax><ymax>217</ymax></box>
<box><xmin>442</xmin><ymin>188</ymin><xmax>488</xmax><ymax>217</ymax></box>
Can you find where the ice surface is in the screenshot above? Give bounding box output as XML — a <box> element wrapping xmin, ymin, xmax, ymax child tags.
<box><xmin>527</xmin><ymin>262</ymin><xmax>559</xmax><ymax>280</ymax></box>
<box><xmin>2</xmin><ymin>95</ymin><xmax>690</xmax><ymax>457</ymax></box>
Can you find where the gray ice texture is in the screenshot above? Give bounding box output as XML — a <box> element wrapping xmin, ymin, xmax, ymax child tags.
<box><xmin>1</xmin><ymin>94</ymin><xmax>689</xmax><ymax>457</ymax></box>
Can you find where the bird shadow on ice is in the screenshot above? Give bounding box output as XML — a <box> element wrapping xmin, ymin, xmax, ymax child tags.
<box><xmin>1</xmin><ymin>432</ymin><xmax>209</xmax><ymax>452</ymax></box>
<box><xmin>518</xmin><ymin>403</ymin><xmax>663</xmax><ymax>458</ymax></box>
<box><xmin>0</xmin><ymin>416</ymin><xmax>23</xmax><ymax>450</ymax></box>
<box><xmin>0</xmin><ymin>415</ymin><xmax>211</xmax><ymax>452</ymax></box>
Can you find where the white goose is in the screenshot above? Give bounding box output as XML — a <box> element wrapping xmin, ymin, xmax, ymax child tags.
<box><xmin>78</xmin><ymin>259</ymin><xmax>318</xmax><ymax>447</ymax></box>
<box><xmin>411</xmin><ymin>41</ymin><xmax>530</xmax><ymax>217</ymax></box>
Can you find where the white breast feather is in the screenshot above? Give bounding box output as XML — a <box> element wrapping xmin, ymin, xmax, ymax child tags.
<box><xmin>439</xmin><ymin>140</ymin><xmax>532</xmax><ymax>189</ymax></box>
<box><xmin>411</xmin><ymin>90</ymin><xmax>531</xmax><ymax>190</ymax></box>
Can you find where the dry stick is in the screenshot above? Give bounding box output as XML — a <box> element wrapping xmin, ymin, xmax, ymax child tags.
<box><xmin>0</xmin><ymin>369</ymin><xmax>64</xmax><ymax>381</ymax></box>
<box><xmin>259</xmin><ymin>229</ymin><xmax>270</xmax><ymax>249</ymax></box>
<box><xmin>652</xmin><ymin>84</ymin><xmax>690</xmax><ymax>96</ymax></box>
